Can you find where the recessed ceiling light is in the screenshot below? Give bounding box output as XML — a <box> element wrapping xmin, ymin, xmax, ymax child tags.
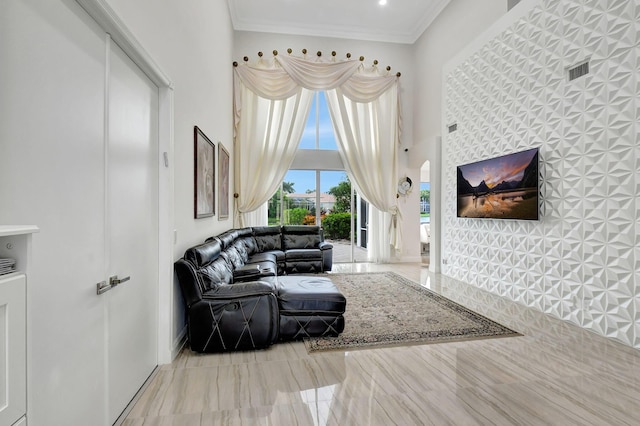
<box><xmin>379</xmin><ymin>0</ymin><xmax>387</xmax><ymax>5</ymax></box>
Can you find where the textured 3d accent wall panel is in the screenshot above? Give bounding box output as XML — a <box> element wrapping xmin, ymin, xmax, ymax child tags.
<box><xmin>442</xmin><ymin>0</ymin><xmax>639</xmax><ymax>348</ymax></box>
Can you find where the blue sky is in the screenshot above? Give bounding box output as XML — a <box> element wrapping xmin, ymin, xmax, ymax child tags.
<box><xmin>285</xmin><ymin>92</ymin><xmax>342</xmax><ymax>193</ymax></box>
<box><xmin>298</xmin><ymin>92</ymin><xmax>336</xmax><ymax>150</ymax></box>
<box><xmin>284</xmin><ymin>170</ymin><xmax>347</xmax><ymax>194</ymax></box>
<box><xmin>285</xmin><ymin>91</ymin><xmax>431</xmax><ymax>194</ymax></box>
<box><xmin>285</xmin><ymin>172</ymin><xmax>430</xmax><ymax>194</ymax></box>
<box><xmin>459</xmin><ymin>148</ymin><xmax>537</xmax><ymax>187</ymax></box>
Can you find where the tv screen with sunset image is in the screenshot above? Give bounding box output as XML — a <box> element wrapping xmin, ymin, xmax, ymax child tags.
<box><xmin>457</xmin><ymin>148</ymin><xmax>539</xmax><ymax>220</ymax></box>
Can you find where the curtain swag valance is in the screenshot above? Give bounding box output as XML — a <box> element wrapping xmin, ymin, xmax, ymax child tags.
<box><xmin>233</xmin><ymin>55</ymin><xmax>398</xmax><ymax>102</ymax></box>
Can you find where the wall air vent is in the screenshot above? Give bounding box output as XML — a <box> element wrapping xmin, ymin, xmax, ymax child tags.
<box><xmin>568</xmin><ymin>60</ymin><xmax>589</xmax><ymax>81</ymax></box>
<box><xmin>448</xmin><ymin>123</ymin><xmax>458</xmax><ymax>133</ymax></box>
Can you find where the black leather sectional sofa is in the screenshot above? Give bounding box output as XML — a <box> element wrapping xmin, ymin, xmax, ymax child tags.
<box><xmin>175</xmin><ymin>225</ymin><xmax>346</xmax><ymax>353</ymax></box>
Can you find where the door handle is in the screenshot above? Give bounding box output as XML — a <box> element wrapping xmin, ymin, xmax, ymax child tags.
<box><xmin>110</xmin><ymin>275</ymin><xmax>131</xmax><ymax>286</ymax></box>
<box><xmin>97</xmin><ymin>280</ymin><xmax>110</xmax><ymax>295</ymax></box>
<box><xmin>96</xmin><ymin>275</ymin><xmax>131</xmax><ymax>295</ymax></box>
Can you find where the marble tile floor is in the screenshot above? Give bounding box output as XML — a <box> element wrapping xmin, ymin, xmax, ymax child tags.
<box><xmin>123</xmin><ymin>263</ymin><xmax>640</xmax><ymax>425</ymax></box>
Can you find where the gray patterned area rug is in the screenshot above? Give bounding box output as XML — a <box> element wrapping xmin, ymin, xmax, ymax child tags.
<box><xmin>305</xmin><ymin>272</ymin><xmax>521</xmax><ymax>353</ymax></box>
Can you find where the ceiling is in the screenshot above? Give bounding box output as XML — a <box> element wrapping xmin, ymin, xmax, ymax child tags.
<box><xmin>227</xmin><ymin>0</ymin><xmax>452</xmax><ymax>44</ymax></box>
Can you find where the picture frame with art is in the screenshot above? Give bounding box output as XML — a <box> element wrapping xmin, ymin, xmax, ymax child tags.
<box><xmin>194</xmin><ymin>126</ymin><xmax>215</xmax><ymax>218</ymax></box>
<box><xmin>218</xmin><ymin>143</ymin><xmax>230</xmax><ymax>220</ymax></box>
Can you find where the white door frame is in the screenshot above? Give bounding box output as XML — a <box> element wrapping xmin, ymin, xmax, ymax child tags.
<box><xmin>76</xmin><ymin>0</ymin><xmax>174</xmax><ymax>364</ymax></box>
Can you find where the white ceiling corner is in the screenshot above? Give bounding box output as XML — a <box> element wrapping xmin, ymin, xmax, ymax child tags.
<box><xmin>227</xmin><ymin>0</ymin><xmax>451</xmax><ymax>44</ymax></box>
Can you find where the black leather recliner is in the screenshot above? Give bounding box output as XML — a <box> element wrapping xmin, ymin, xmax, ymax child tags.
<box><xmin>282</xmin><ymin>225</ymin><xmax>333</xmax><ymax>273</ymax></box>
<box><xmin>251</xmin><ymin>226</ymin><xmax>286</xmax><ymax>275</ymax></box>
<box><xmin>175</xmin><ymin>226</ymin><xmax>345</xmax><ymax>353</ymax></box>
<box><xmin>175</xmin><ymin>239</ymin><xmax>280</xmax><ymax>352</ymax></box>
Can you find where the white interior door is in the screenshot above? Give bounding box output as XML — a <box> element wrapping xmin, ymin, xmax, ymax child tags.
<box><xmin>106</xmin><ymin>39</ymin><xmax>159</xmax><ymax>423</ymax></box>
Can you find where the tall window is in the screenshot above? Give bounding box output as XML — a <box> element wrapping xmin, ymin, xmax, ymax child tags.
<box><xmin>269</xmin><ymin>91</ymin><xmax>344</xmax><ymax>226</ymax></box>
<box><xmin>298</xmin><ymin>92</ymin><xmax>337</xmax><ymax>150</ymax></box>
<box><xmin>267</xmin><ymin>91</ymin><xmax>367</xmax><ymax>262</ymax></box>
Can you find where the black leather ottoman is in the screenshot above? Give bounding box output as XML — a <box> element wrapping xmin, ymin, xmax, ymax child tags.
<box><xmin>275</xmin><ymin>276</ymin><xmax>346</xmax><ymax>340</ymax></box>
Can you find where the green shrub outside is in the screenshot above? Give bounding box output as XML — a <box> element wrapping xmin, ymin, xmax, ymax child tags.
<box><xmin>284</xmin><ymin>208</ymin><xmax>308</xmax><ymax>225</ymax></box>
<box><xmin>322</xmin><ymin>212</ymin><xmax>355</xmax><ymax>239</ymax></box>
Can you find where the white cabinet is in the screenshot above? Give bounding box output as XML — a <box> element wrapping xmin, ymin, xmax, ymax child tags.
<box><xmin>0</xmin><ymin>274</ymin><xmax>26</xmax><ymax>426</ymax></box>
<box><xmin>0</xmin><ymin>226</ymin><xmax>37</xmax><ymax>426</ymax></box>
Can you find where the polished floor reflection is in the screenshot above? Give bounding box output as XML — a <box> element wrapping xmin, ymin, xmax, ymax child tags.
<box><xmin>123</xmin><ymin>263</ymin><xmax>640</xmax><ymax>425</ymax></box>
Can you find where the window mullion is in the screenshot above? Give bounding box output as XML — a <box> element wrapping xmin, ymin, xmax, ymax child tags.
<box><xmin>279</xmin><ymin>182</ymin><xmax>284</xmax><ymax>225</ymax></box>
<box><xmin>315</xmin><ymin>92</ymin><xmax>320</xmax><ymax>150</ymax></box>
<box><xmin>315</xmin><ymin>92</ymin><xmax>320</xmax><ymax>225</ymax></box>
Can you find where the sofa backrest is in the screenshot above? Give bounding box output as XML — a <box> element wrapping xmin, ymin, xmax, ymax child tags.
<box><xmin>253</xmin><ymin>226</ymin><xmax>283</xmax><ymax>252</ymax></box>
<box><xmin>200</xmin><ymin>257</ymin><xmax>234</xmax><ymax>289</ymax></box>
<box><xmin>184</xmin><ymin>239</ymin><xmax>222</xmax><ymax>266</ymax></box>
<box><xmin>213</xmin><ymin>229</ymin><xmax>238</xmax><ymax>249</ymax></box>
<box><xmin>282</xmin><ymin>225</ymin><xmax>322</xmax><ymax>250</ymax></box>
<box><xmin>205</xmin><ymin>227</ymin><xmax>257</xmax><ymax>256</ymax></box>
<box><xmin>235</xmin><ymin>227</ymin><xmax>253</xmax><ymax>238</ymax></box>
<box><xmin>236</xmin><ymin>227</ymin><xmax>257</xmax><ymax>255</ymax></box>
<box><xmin>179</xmin><ymin>239</ymin><xmax>234</xmax><ymax>297</ymax></box>
<box><xmin>222</xmin><ymin>239</ymin><xmax>250</xmax><ymax>269</ymax></box>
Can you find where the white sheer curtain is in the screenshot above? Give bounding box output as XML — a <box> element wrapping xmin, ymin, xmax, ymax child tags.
<box><xmin>233</xmin><ymin>54</ymin><xmax>401</xmax><ymax>259</ymax></box>
<box><xmin>233</xmin><ymin>67</ymin><xmax>313</xmax><ymax>227</ymax></box>
<box><xmin>241</xmin><ymin>202</ymin><xmax>268</xmax><ymax>228</ymax></box>
<box><xmin>325</xmin><ymin>84</ymin><xmax>401</xmax><ymax>261</ymax></box>
<box><xmin>368</xmin><ymin>206</ymin><xmax>392</xmax><ymax>262</ymax></box>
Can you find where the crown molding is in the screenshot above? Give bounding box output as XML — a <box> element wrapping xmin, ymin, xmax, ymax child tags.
<box><xmin>228</xmin><ymin>0</ymin><xmax>451</xmax><ymax>45</ymax></box>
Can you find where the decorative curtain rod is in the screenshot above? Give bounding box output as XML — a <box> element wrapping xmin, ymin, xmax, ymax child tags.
<box><xmin>232</xmin><ymin>49</ymin><xmax>401</xmax><ymax>77</ymax></box>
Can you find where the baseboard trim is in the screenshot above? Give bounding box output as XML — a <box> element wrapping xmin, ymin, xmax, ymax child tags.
<box><xmin>113</xmin><ymin>328</ymin><xmax>187</xmax><ymax>424</ymax></box>
<box><xmin>113</xmin><ymin>365</ymin><xmax>159</xmax><ymax>426</ymax></box>
<box><xmin>172</xmin><ymin>325</ymin><xmax>188</xmax><ymax>360</ymax></box>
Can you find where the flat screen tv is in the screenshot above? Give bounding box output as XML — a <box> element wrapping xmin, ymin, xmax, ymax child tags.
<box><xmin>457</xmin><ymin>147</ymin><xmax>539</xmax><ymax>220</ymax></box>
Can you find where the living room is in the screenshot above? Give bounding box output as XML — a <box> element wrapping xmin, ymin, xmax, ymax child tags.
<box><xmin>1</xmin><ymin>0</ymin><xmax>639</xmax><ymax>424</ymax></box>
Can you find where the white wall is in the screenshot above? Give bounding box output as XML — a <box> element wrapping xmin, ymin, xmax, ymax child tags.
<box><xmin>412</xmin><ymin>0</ymin><xmax>506</xmax><ymax>156</ymax></box>
<box><xmin>233</xmin><ymin>31</ymin><xmax>421</xmax><ymax>259</ymax></box>
<box><xmin>411</xmin><ymin>0</ymin><xmax>507</xmax><ymax>269</ymax></box>
<box><xmin>106</xmin><ymin>0</ymin><xmax>235</xmax><ymax>257</ymax></box>
<box><xmin>0</xmin><ymin>0</ymin><xmax>234</xmax><ymax>423</ymax></box>
<box><xmin>442</xmin><ymin>0</ymin><xmax>640</xmax><ymax>349</ymax></box>
<box><xmin>105</xmin><ymin>0</ymin><xmax>235</xmax><ymax>349</ymax></box>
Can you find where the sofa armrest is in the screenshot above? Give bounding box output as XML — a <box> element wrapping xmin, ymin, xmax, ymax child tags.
<box><xmin>174</xmin><ymin>259</ymin><xmax>204</xmax><ymax>308</ymax></box>
<box><xmin>319</xmin><ymin>241</ymin><xmax>333</xmax><ymax>251</ymax></box>
<box><xmin>234</xmin><ymin>263</ymin><xmax>277</xmax><ymax>283</ymax></box>
<box><xmin>319</xmin><ymin>242</ymin><xmax>333</xmax><ymax>272</ymax></box>
<box><xmin>233</xmin><ymin>264</ymin><xmax>262</xmax><ymax>280</ymax></box>
<box><xmin>202</xmin><ymin>281</ymin><xmax>276</xmax><ymax>300</ymax></box>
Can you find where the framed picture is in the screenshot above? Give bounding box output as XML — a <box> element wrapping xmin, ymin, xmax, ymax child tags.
<box><xmin>194</xmin><ymin>126</ymin><xmax>215</xmax><ymax>218</ymax></box>
<box><xmin>218</xmin><ymin>143</ymin><xmax>230</xmax><ymax>220</ymax></box>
